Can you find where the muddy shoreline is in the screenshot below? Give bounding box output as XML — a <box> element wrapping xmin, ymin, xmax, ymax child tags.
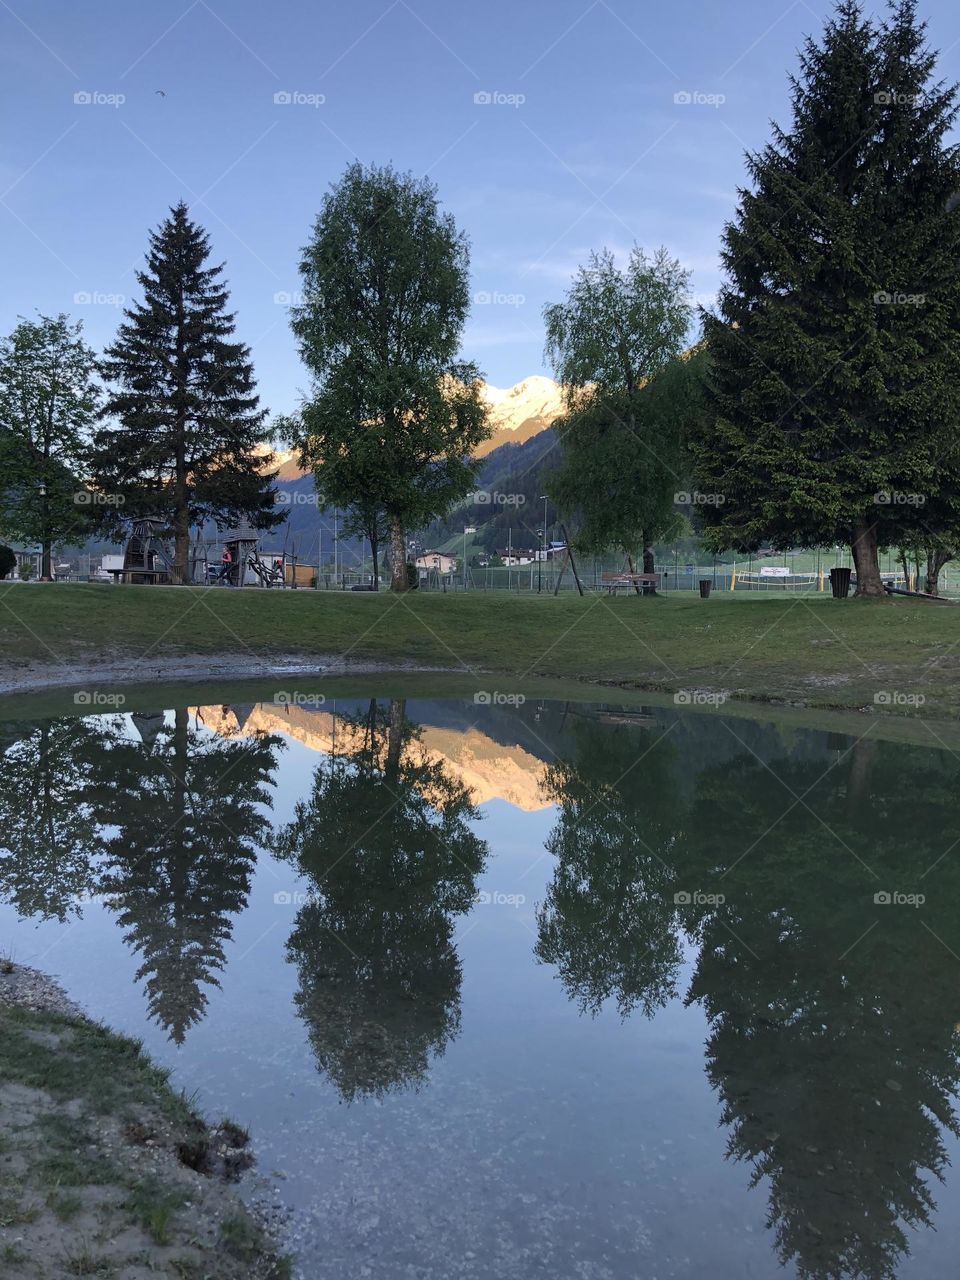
<box><xmin>0</xmin><ymin>962</ymin><xmax>291</xmax><ymax>1279</ymax></box>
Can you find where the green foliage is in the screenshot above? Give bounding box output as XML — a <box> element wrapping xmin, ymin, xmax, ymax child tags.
<box><xmin>0</xmin><ymin>314</ymin><xmax>101</xmax><ymax>575</ymax></box>
<box><xmin>0</xmin><ymin>544</ymin><xmax>14</xmax><ymax>579</ymax></box>
<box><xmin>693</xmin><ymin>0</ymin><xmax>960</xmax><ymax>594</ymax></box>
<box><xmin>289</xmin><ymin>163</ymin><xmax>490</xmax><ymax>590</ymax></box>
<box><xmin>543</xmin><ymin>246</ymin><xmax>695</xmax><ymax>564</ymax></box>
<box><xmin>90</xmin><ymin>203</ymin><xmax>280</xmax><ymax>580</ymax></box>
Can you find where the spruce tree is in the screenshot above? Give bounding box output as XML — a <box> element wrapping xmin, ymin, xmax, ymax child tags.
<box><xmin>91</xmin><ymin>203</ymin><xmax>279</xmax><ymax>583</ymax></box>
<box><xmin>694</xmin><ymin>0</ymin><xmax>960</xmax><ymax>595</ymax></box>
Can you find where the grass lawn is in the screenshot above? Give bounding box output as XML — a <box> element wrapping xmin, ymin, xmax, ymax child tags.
<box><xmin>1</xmin><ymin>581</ymin><xmax>958</xmax><ymax>718</ymax></box>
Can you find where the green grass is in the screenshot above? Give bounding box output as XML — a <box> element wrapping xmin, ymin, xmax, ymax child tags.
<box><xmin>1</xmin><ymin>581</ymin><xmax>958</xmax><ymax>717</ymax></box>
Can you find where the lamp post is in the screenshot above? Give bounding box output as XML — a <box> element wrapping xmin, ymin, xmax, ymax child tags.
<box><xmin>538</xmin><ymin>495</ymin><xmax>548</xmax><ymax>594</ymax></box>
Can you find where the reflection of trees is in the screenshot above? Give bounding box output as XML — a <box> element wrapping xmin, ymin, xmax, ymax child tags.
<box><xmin>540</xmin><ymin>726</ymin><xmax>960</xmax><ymax>1280</ymax></box>
<box><xmin>682</xmin><ymin>740</ymin><xmax>960</xmax><ymax>1280</ymax></box>
<box><xmin>535</xmin><ymin>720</ymin><xmax>684</xmax><ymax>1017</ymax></box>
<box><xmin>273</xmin><ymin>698</ymin><xmax>487</xmax><ymax>1100</ymax></box>
<box><xmin>0</xmin><ymin>717</ymin><xmax>111</xmax><ymax>920</ymax></box>
<box><xmin>93</xmin><ymin>709</ymin><xmax>280</xmax><ymax>1043</ymax></box>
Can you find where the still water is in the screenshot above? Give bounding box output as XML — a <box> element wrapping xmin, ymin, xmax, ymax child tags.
<box><xmin>2</xmin><ymin>693</ymin><xmax>959</xmax><ymax>1279</ymax></box>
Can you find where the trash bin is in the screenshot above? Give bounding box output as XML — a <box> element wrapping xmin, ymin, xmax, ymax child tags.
<box><xmin>699</xmin><ymin>579</ymin><xmax>712</xmax><ymax>599</ymax></box>
<box><xmin>829</xmin><ymin>567</ymin><xmax>852</xmax><ymax>599</ymax></box>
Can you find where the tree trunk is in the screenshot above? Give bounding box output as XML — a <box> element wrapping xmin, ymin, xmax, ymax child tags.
<box><xmin>641</xmin><ymin>534</ymin><xmax>656</xmax><ymax>596</ymax></box>
<box><xmin>625</xmin><ymin>551</ymin><xmax>642</xmax><ymax>596</ymax></box>
<box><xmin>389</xmin><ymin>517</ymin><xmax>408</xmax><ymax>592</ymax></box>
<box><xmin>925</xmin><ymin>549</ymin><xmax>951</xmax><ymax>596</ymax></box>
<box><xmin>850</xmin><ymin>517</ymin><xmax>883</xmax><ymax>597</ymax></box>
<box><xmin>385</xmin><ymin>698</ymin><xmax>406</xmax><ymax>785</ymax></box>
<box><xmin>369</xmin><ymin>530</ymin><xmax>380</xmax><ymax>591</ymax></box>
<box><xmin>173</xmin><ymin>502</ymin><xmax>191</xmax><ymax>586</ymax></box>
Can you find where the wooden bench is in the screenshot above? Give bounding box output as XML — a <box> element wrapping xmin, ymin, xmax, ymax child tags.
<box><xmin>601</xmin><ymin>572</ymin><xmax>661</xmax><ymax>596</ymax></box>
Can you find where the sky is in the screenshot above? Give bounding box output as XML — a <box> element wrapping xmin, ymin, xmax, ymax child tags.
<box><xmin>3</xmin><ymin>0</ymin><xmax>960</xmax><ymax>418</ymax></box>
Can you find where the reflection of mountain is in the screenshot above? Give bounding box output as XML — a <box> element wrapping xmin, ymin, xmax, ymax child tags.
<box><xmin>192</xmin><ymin>702</ymin><xmax>550</xmax><ymax>811</ymax></box>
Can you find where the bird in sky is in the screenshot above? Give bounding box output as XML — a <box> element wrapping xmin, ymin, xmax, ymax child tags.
<box><xmin>155</xmin><ymin>89</ymin><xmax>166</xmax><ymax>97</ymax></box>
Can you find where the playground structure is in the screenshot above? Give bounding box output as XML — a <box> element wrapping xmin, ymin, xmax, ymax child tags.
<box><xmin>109</xmin><ymin>517</ymin><xmax>292</xmax><ymax>587</ymax></box>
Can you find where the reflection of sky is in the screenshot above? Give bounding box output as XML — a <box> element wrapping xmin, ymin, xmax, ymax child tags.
<box><xmin>2</xmin><ymin>711</ymin><xmax>960</xmax><ymax>1278</ymax></box>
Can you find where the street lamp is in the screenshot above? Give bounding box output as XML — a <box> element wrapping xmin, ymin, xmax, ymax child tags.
<box><xmin>538</xmin><ymin>495</ymin><xmax>548</xmax><ymax>594</ymax></box>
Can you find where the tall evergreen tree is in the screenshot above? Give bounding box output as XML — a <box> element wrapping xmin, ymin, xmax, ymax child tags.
<box><xmin>0</xmin><ymin>314</ymin><xmax>101</xmax><ymax>579</ymax></box>
<box><xmin>694</xmin><ymin>1</ymin><xmax>960</xmax><ymax>595</ymax></box>
<box><xmin>290</xmin><ymin>163</ymin><xmax>490</xmax><ymax>592</ymax></box>
<box><xmin>91</xmin><ymin>203</ymin><xmax>280</xmax><ymax>583</ymax></box>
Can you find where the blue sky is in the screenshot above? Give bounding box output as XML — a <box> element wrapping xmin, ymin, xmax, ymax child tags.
<box><xmin>3</xmin><ymin>0</ymin><xmax>960</xmax><ymax>416</ymax></box>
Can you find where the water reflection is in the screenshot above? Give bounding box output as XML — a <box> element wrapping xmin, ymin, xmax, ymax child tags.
<box><xmin>93</xmin><ymin>708</ymin><xmax>282</xmax><ymax>1043</ymax></box>
<box><xmin>536</xmin><ymin>719</ymin><xmax>960</xmax><ymax>1280</ymax></box>
<box><xmin>0</xmin><ymin>717</ymin><xmax>106</xmax><ymax>920</ymax></box>
<box><xmin>2</xmin><ymin>697</ymin><xmax>960</xmax><ymax>1277</ymax></box>
<box><xmin>272</xmin><ymin>698</ymin><xmax>487</xmax><ymax>1100</ymax></box>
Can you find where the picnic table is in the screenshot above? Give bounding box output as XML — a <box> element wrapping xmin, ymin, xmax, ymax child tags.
<box><xmin>601</xmin><ymin>572</ymin><xmax>661</xmax><ymax>596</ymax></box>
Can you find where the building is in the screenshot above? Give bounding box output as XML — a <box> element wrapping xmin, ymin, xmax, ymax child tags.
<box><xmin>415</xmin><ymin>551</ymin><xmax>458</xmax><ymax>576</ymax></box>
<box><xmin>497</xmin><ymin>549</ymin><xmax>536</xmax><ymax>566</ymax></box>
<box><xmin>6</xmin><ymin>543</ymin><xmax>42</xmax><ymax>579</ymax></box>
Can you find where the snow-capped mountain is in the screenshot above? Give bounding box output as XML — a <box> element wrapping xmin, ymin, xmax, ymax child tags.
<box><xmin>270</xmin><ymin>376</ymin><xmax>564</xmax><ymax>478</ymax></box>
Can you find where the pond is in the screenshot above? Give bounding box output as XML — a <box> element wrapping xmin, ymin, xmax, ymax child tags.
<box><xmin>1</xmin><ymin>689</ymin><xmax>959</xmax><ymax>1279</ymax></box>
